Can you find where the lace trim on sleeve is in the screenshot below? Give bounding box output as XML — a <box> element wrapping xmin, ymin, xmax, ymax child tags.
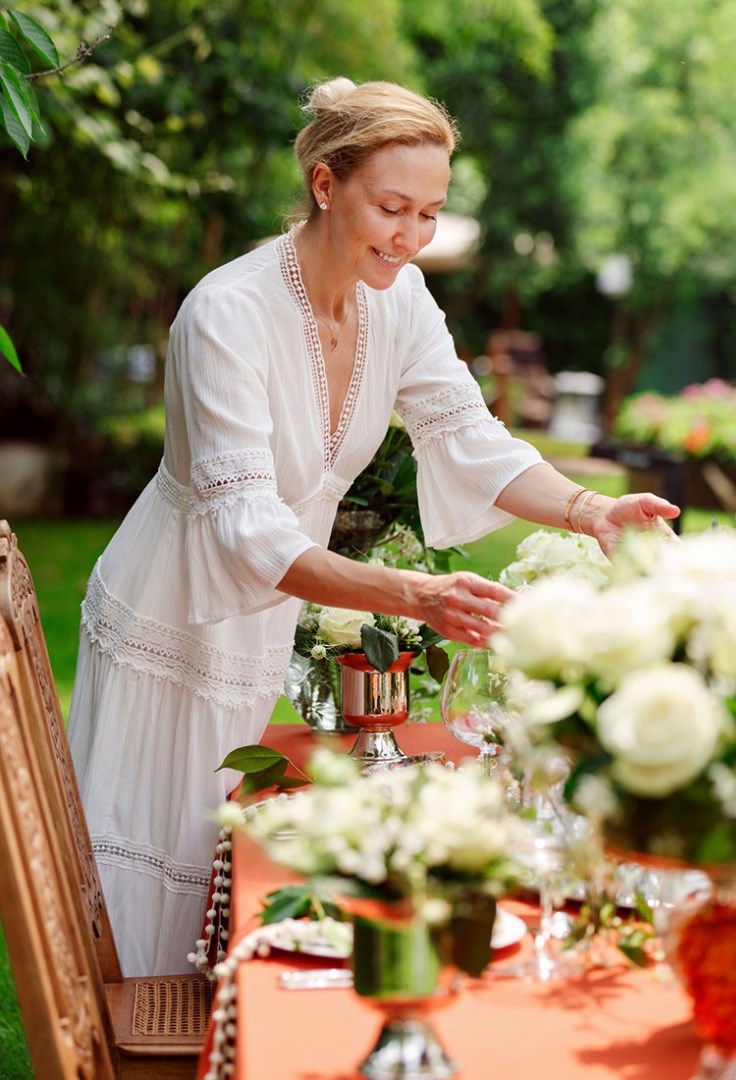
<box><xmin>398</xmin><ymin>382</ymin><xmax>491</xmax><ymax>449</ymax></box>
<box><xmin>81</xmin><ymin>565</ymin><xmax>293</xmax><ymax>711</ymax></box>
<box><xmin>156</xmin><ymin>457</ymin><xmax>281</xmax><ymax>518</ymax></box>
<box><xmin>91</xmin><ymin>835</ymin><xmax>211</xmax><ymax>896</ymax></box>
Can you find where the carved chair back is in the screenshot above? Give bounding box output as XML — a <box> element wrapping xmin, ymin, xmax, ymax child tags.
<box><xmin>0</xmin><ymin>615</ymin><xmax>117</xmax><ymax>1079</ymax></box>
<box><xmin>0</xmin><ymin>520</ymin><xmax>122</xmax><ymax>982</ymax></box>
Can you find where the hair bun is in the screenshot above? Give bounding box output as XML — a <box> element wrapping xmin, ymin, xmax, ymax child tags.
<box><xmin>305</xmin><ymin>77</ymin><xmax>356</xmax><ymax>112</ymax></box>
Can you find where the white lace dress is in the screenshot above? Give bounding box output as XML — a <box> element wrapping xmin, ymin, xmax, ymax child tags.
<box><xmin>67</xmin><ymin>229</ymin><xmax>543</xmax><ymax>976</ymax></box>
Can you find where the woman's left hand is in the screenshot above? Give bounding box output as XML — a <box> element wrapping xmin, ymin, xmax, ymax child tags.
<box><xmin>583</xmin><ymin>492</ymin><xmax>680</xmax><ymax>556</ymax></box>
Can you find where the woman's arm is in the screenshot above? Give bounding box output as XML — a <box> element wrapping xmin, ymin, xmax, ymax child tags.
<box><xmin>277</xmin><ymin>547</ymin><xmax>514</xmax><ymax>649</ymax></box>
<box><xmin>495</xmin><ymin>463</ymin><xmax>680</xmax><ymax>555</ymax></box>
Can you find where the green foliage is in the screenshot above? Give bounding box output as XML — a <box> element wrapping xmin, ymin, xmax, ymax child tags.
<box><xmin>258</xmin><ymin>885</ymin><xmax>343</xmax><ymax>926</ymax></box>
<box><xmin>0</xmin><ymin>6</ymin><xmax>56</xmax><ymax>156</ymax></box>
<box><xmin>215</xmin><ymin>744</ymin><xmax>309</xmax><ymax>797</ymax></box>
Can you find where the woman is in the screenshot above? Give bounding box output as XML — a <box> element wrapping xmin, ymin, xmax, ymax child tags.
<box><xmin>68</xmin><ymin>77</ymin><xmax>678</xmax><ymax>977</ymax></box>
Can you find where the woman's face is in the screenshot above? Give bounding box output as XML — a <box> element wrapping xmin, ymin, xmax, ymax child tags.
<box><xmin>321</xmin><ymin>142</ymin><xmax>451</xmax><ymax>290</ymax></box>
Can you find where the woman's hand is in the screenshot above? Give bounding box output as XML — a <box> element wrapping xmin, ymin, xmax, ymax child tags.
<box><xmin>411</xmin><ymin>571</ymin><xmax>516</xmax><ymax>649</ymax></box>
<box><xmin>582</xmin><ymin>492</ymin><xmax>680</xmax><ymax>556</ymax></box>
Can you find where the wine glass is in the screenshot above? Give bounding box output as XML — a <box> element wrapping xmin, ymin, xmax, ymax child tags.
<box><xmin>440</xmin><ymin>649</ymin><xmax>508</xmax><ymax>779</ymax></box>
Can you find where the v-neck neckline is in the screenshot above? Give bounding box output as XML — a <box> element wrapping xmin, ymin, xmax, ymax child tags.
<box><xmin>277</xmin><ymin>229</ymin><xmax>369</xmax><ymax>468</ymax></box>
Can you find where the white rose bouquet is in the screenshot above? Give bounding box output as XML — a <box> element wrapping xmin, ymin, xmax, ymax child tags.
<box><xmin>294</xmin><ymin>601</ymin><xmax>449</xmax><ymax>680</ymax></box>
<box><xmin>493</xmin><ymin>528</ymin><xmax>736</xmax><ymax>865</ymax></box>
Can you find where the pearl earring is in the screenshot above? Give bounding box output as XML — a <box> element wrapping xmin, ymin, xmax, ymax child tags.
<box><xmin>319</xmin><ymin>202</ymin><xmax>328</xmax><ymax>210</ymax></box>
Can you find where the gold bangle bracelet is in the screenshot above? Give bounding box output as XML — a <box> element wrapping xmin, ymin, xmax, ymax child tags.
<box><xmin>563</xmin><ymin>486</ymin><xmax>588</xmax><ymax>532</ymax></box>
<box><xmin>576</xmin><ymin>490</ymin><xmax>598</xmax><ymax>535</ymax></box>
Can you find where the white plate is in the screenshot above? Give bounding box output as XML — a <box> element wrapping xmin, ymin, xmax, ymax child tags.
<box><xmin>268</xmin><ymin>906</ymin><xmax>527</xmax><ymax>958</ymax></box>
<box><xmin>491</xmin><ymin>905</ymin><xmax>527</xmax><ymax>950</ymax></box>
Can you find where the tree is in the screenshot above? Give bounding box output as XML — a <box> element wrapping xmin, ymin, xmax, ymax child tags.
<box><xmin>567</xmin><ymin>0</ymin><xmax>736</xmax><ymax>421</ymax></box>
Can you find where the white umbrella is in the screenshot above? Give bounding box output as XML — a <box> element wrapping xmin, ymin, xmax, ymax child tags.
<box><xmin>412</xmin><ymin>211</ymin><xmax>481</xmax><ymax>273</ymax></box>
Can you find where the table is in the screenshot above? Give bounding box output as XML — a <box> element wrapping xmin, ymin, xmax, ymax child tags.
<box><xmin>198</xmin><ymin>723</ymin><xmax>701</xmax><ymax>1080</ymax></box>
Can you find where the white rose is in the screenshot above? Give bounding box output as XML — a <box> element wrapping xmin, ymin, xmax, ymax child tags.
<box><xmin>687</xmin><ymin>583</ymin><xmax>736</xmax><ymax>681</ymax></box>
<box><xmin>596</xmin><ymin>664</ymin><xmax>725</xmax><ymax>797</ymax></box>
<box><xmin>318</xmin><ymin>607</ymin><xmax>374</xmax><ymax>648</ymax></box>
<box><xmin>577</xmin><ymin>582</ymin><xmax>677</xmax><ymax>685</ymax></box>
<box><xmin>494</xmin><ymin>577</ymin><xmax>595</xmax><ymax>680</ymax></box>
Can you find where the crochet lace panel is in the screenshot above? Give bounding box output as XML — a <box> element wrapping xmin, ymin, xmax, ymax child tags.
<box><xmin>81</xmin><ymin>565</ymin><xmax>293</xmax><ymax>710</ymax></box>
<box><xmin>399</xmin><ymin>382</ymin><xmax>490</xmax><ymax>449</ymax></box>
<box><xmin>276</xmin><ymin>230</ymin><xmax>368</xmax><ymax>467</ymax></box>
<box><xmin>156</xmin><ymin>453</ymin><xmax>280</xmax><ymax>518</ymax></box>
<box><xmin>91</xmin><ymin>834</ymin><xmax>211</xmax><ymax>896</ymax></box>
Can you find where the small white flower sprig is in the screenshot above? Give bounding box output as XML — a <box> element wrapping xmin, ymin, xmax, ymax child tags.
<box><xmin>221</xmin><ymin>749</ymin><xmax>528</xmax><ymax>926</ymax></box>
<box><xmin>294</xmin><ymin>601</ymin><xmax>449</xmax><ymax>679</ymax></box>
<box><xmin>493</xmin><ymin>528</ymin><xmax>736</xmax><ymax>864</ymax></box>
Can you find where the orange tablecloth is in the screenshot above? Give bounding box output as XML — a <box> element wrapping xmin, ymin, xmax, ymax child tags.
<box><xmin>199</xmin><ymin>723</ymin><xmax>701</xmax><ymax>1080</ymax></box>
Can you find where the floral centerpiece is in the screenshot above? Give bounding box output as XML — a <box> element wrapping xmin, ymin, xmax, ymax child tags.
<box><xmin>494</xmin><ymin>528</ymin><xmax>736</xmax><ymax>864</ymax></box>
<box><xmin>228</xmin><ymin>748</ymin><xmax>526</xmax><ymax>973</ymax></box>
<box><xmin>223</xmin><ymin>750</ymin><xmax>529</xmax><ymax>1077</ymax></box>
<box><xmin>492</xmin><ymin>527</ymin><xmax>736</xmax><ymax>1074</ymax></box>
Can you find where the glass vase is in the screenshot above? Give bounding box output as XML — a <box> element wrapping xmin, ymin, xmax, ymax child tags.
<box><xmin>283</xmin><ymin>651</ymin><xmax>358</xmax><ymax>734</ymax></box>
<box><xmin>352</xmin><ymin>910</ymin><xmax>458</xmax><ymax>1080</ymax></box>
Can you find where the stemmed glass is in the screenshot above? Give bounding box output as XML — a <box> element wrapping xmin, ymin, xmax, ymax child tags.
<box><xmin>496</xmin><ymin>751</ymin><xmax>587</xmax><ymax>982</ymax></box>
<box><xmin>440</xmin><ymin>649</ymin><xmax>508</xmax><ymax>779</ymax></box>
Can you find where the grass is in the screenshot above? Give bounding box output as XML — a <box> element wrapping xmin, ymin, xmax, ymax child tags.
<box><xmin>1</xmin><ymin>466</ymin><xmax>732</xmax><ymax>1069</ymax></box>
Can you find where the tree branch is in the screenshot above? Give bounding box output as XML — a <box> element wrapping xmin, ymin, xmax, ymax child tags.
<box><xmin>24</xmin><ymin>24</ymin><xmax>116</xmax><ymax>80</ymax></box>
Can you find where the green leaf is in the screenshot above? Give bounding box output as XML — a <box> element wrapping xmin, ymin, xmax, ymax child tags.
<box><xmin>237</xmin><ymin>759</ymin><xmax>288</xmax><ymax>796</ymax></box>
<box><xmin>0</xmin><ymin>28</ymin><xmax>30</xmax><ymax>73</ymax></box>
<box><xmin>0</xmin><ymin>324</ymin><xmax>22</xmax><ymax>373</ymax></box>
<box><xmin>260</xmin><ymin>886</ymin><xmax>314</xmax><ymax>924</ymax></box>
<box><xmin>418</xmin><ymin>626</ymin><xmax>445</xmax><ymax>649</ymax></box>
<box><xmin>216</xmin><ymin>744</ymin><xmax>290</xmax><ymax>774</ymax></box>
<box><xmin>425</xmin><ymin>644</ymin><xmax>450</xmax><ymax>683</ymax></box>
<box><xmin>7</xmin><ymin>10</ymin><xmax>59</xmax><ymax>67</ymax></box>
<box><xmin>0</xmin><ymin>91</ymin><xmax>28</xmax><ymax>155</ymax></box>
<box><xmin>0</xmin><ymin>63</ymin><xmax>33</xmax><ymax>137</ymax></box>
<box><xmin>361</xmin><ymin>624</ymin><xmax>400</xmax><ymax>672</ymax></box>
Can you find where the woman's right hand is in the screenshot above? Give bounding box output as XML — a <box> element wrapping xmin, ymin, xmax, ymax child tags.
<box><xmin>409</xmin><ymin>570</ymin><xmax>516</xmax><ymax>649</ymax></box>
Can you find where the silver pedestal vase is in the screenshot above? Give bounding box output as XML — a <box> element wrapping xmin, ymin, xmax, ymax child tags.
<box><xmin>352</xmin><ymin>911</ymin><xmax>458</xmax><ymax>1080</ymax></box>
<box><xmin>337</xmin><ymin>652</ymin><xmax>444</xmax><ymax>768</ymax></box>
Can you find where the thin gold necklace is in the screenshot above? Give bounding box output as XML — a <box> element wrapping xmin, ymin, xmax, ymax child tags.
<box><xmin>313</xmin><ymin>306</ymin><xmax>351</xmax><ymax>351</ymax></box>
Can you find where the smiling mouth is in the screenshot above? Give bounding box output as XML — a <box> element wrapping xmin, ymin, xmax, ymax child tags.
<box><xmin>372</xmin><ymin>248</ymin><xmax>402</xmax><ymax>266</ymax></box>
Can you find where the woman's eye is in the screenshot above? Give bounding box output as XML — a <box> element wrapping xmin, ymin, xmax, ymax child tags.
<box><xmin>421</xmin><ymin>213</ymin><xmax>437</xmax><ymax>222</ymax></box>
<box><xmin>380</xmin><ymin>206</ymin><xmax>400</xmax><ymax>216</ymax></box>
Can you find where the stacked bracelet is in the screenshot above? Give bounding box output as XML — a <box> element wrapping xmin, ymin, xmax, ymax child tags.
<box><xmin>563</xmin><ymin>487</ymin><xmax>588</xmax><ymax>532</ymax></box>
<box><xmin>576</xmin><ymin>490</ymin><xmax>598</xmax><ymax>535</ymax></box>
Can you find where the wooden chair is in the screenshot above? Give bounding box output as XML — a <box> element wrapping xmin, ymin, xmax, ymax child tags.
<box><xmin>0</xmin><ymin>519</ymin><xmax>122</xmax><ymax>982</ymax></box>
<box><xmin>0</xmin><ymin>524</ymin><xmax>213</xmax><ymax>1078</ymax></box>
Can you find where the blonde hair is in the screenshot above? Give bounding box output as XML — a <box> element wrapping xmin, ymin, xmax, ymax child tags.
<box><xmin>293</xmin><ymin>78</ymin><xmax>459</xmax><ymax>216</ymax></box>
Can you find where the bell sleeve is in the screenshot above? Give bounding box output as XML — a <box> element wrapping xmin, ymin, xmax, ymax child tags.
<box><xmin>170</xmin><ymin>283</ymin><xmax>317</xmax><ymax>623</ymax></box>
<box><xmin>394</xmin><ymin>266</ymin><xmax>547</xmax><ymax>549</ymax></box>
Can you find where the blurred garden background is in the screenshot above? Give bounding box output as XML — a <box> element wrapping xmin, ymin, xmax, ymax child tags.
<box><xmin>2</xmin><ymin>1</ymin><xmax>736</xmax><ymax>1075</ymax></box>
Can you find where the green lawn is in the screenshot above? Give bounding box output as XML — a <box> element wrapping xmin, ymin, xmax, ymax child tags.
<box><xmin>1</xmin><ymin>471</ymin><xmax>731</xmax><ymax>1071</ymax></box>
